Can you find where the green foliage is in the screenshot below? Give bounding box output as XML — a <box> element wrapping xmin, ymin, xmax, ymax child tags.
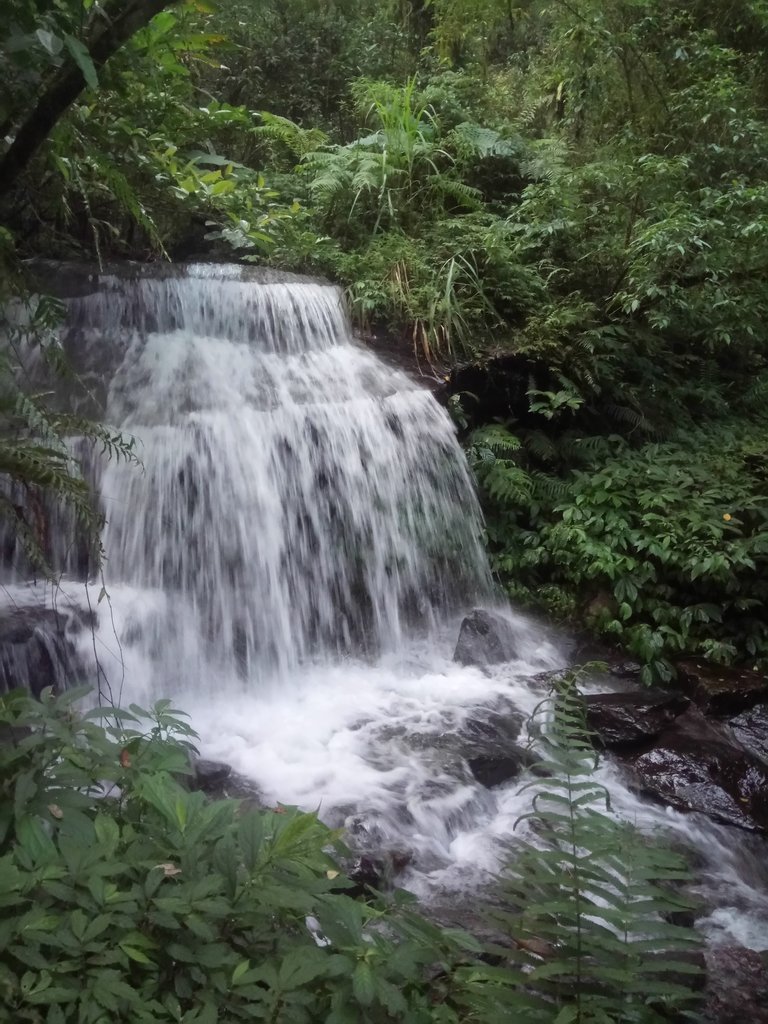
<box><xmin>0</xmin><ymin>687</ymin><xmax>473</xmax><ymax>1024</ymax></box>
<box><xmin>0</xmin><ymin>682</ymin><xmax>704</xmax><ymax>1024</ymax></box>
<box><xmin>470</xmin><ymin>419</ymin><xmax>768</xmax><ymax>681</ymax></box>
<box><xmin>1</xmin><ymin>2</ymin><xmax>300</xmax><ymax>261</ymax></box>
<box><xmin>457</xmin><ymin>670</ymin><xmax>702</xmax><ymax>1023</ymax></box>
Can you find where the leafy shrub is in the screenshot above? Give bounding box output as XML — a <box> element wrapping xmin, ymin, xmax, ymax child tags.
<box><xmin>0</xmin><ymin>687</ymin><xmax>470</xmax><ymax>1023</ymax></box>
<box><xmin>0</xmin><ymin>678</ymin><xmax>705</xmax><ymax>1024</ymax></box>
<box><xmin>470</xmin><ymin>420</ymin><xmax>768</xmax><ymax>681</ymax></box>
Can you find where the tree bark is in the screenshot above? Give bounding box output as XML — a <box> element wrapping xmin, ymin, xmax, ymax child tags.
<box><xmin>0</xmin><ymin>0</ymin><xmax>178</xmax><ymax>197</ymax></box>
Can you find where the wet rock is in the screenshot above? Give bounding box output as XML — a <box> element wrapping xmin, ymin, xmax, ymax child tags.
<box><xmin>677</xmin><ymin>659</ymin><xmax>768</xmax><ymax>714</ymax></box>
<box><xmin>701</xmin><ymin>945</ymin><xmax>768</xmax><ymax>1023</ymax></box>
<box><xmin>223</xmin><ymin>772</ymin><xmax>267</xmax><ymax>809</ymax></box>
<box><xmin>0</xmin><ymin>607</ymin><xmax>80</xmax><ymax>697</ymax></box>
<box><xmin>468</xmin><ymin>749</ymin><xmax>531</xmax><ymax>788</ymax></box>
<box><xmin>187</xmin><ymin>761</ymin><xmax>265</xmax><ymax>806</ymax></box>
<box><xmin>613</xmin><ymin>660</ymin><xmax>642</xmax><ymax>680</ymax></box>
<box><xmin>443</xmin><ymin>703</ymin><xmax>531</xmax><ymax>787</ymax></box>
<box><xmin>460</xmin><ymin>704</ymin><xmax>525</xmax><ymax>751</ymax></box>
<box><xmin>585</xmin><ymin>690</ymin><xmax>690</xmax><ymax>749</ymax></box>
<box><xmin>453</xmin><ymin>609</ymin><xmax>520</xmax><ymax>667</ymax></box>
<box><xmin>728</xmin><ymin>704</ymin><xmax>768</xmax><ymax>764</ymax></box>
<box><xmin>0</xmin><ymin>608</ymin><xmax>62</xmax><ymax>645</ymax></box>
<box><xmin>377</xmin><ymin>699</ymin><xmax>527</xmax><ymax>786</ymax></box>
<box><xmin>193</xmin><ymin>759</ymin><xmax>232</xmax><ymax>792</ymax></box>
<box><xmin>344</xmin><ymin>812</ymin><xmax>390</xmax><ymax>853</ymax></box>
<box><xmin>346</xmin><ymin>855</ymin><xmax>383</xmax><ymax>897</ymax></box>
<box><xmin>627</xmin><ymin>707</ymin><xmax>768</xmax><ymax>832</ymax></box>
<box><xmin>336</xmin><ymin>848</ymin><xmax>413</xmax><ymax>899</ymax></box>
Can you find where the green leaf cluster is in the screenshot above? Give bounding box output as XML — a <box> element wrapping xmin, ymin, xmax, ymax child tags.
<box><xmin>0</xmin><ymin>686</ymin><xmax>473</xmax><ymax>1024</ymax></box>
<box><xmin>469</xmin><ymin>419</ymin><xmax>768</xmax><ymax>681</ymax></box>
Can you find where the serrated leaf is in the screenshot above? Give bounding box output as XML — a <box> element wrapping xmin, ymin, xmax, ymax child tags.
<box><xmin>352</xmin><ymin>961</ymin><xmax>375</xmax><ymax>1006</ymax></box>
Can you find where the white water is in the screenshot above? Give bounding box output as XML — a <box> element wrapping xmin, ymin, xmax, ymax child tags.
<box><xmin>2</xmin><ymin>264</ymin><xmax>767</xmax><ymax>950</ymax></box>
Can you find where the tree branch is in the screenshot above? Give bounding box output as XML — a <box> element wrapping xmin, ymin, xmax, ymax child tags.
<box><xmin>0</xmin><ymin>0</ymin><xmax>178</xmax><ymax>198</ymax></box>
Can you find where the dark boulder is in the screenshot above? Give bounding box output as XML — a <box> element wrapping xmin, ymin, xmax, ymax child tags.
<box><xmin>379</xmin><ymin>699</ymin><xmax>529</xmax><ymax>788</ymax></box>
<box><xmin>585</xmin><ymin>689</ymin><xmax>690</xmax><ymax>749</ymax></box>
<box><xmin>460</xmin><ymin>704</ymin><xmax>526</xmax><ymax>753</ymax></box>
<box><xmin>442</xmin><ymin>702</ymin><xmax>530</xmax><ymax>787</ymax></box>
<box><xmin>345</xmin><ymin>854</ymin><xmax>383</xmax><ymax>898</ymax></box>
<box><xmin>468</xmin><ymin>749</ymin><xmax>532</xmax><ymax>788</ymax></box>
<box><xmin>701</xmin><ymin>945</ymin><xmax>768</xmax><ymax>1023</ymax></box>
<box><xmin>193</xmin><ymin>759</ymin><xmax>232</xmax><ymax>793</ymax></box>
<box><xmin>626</xmin><ymin>707</ymin><xmax>768</xmax><ymax>832</ymax></box>
<box><xmin>728</xmin><ymin>704</ymin><xmax>768</xmax><ymax>765</ymax></box>
<box><xmin>0</xmin><ymin>607</ymin><xmax>81</xmax><ymax>697</ymax></box>
<box><xmin>453</xmin><ymin>609</ymin><xmax>521</xmax><ymax>667</ymax></box>
<box><xmin>613</xmin><ymin>660</ymin><xmax>642</xmax><ymax>680</ymax></box>
<box><xmin>678</xmin><ymin>659</ymin><xmax>768</xmax><ymax>714</ymax></box>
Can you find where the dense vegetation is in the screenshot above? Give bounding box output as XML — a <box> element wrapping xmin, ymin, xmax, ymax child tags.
<box><xmin>0</xmin><ymin>681</ymin><xmax>701</xmax><ymax>1022</ymax></box>
<box><xmin>3</xmin><ymin>0</ymin><xmax>768</xmax><ymax>678</ymax></box>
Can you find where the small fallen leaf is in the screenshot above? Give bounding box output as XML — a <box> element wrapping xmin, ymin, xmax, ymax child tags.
<box><xmin>47</xmin><ymin>804</ymin><xmax>63</xmax><ymax>820</ymax></box>
<box><xmin>155</xmin><ymin>863</ymin><xmax>182</xmax><ymax>877</ymax></box>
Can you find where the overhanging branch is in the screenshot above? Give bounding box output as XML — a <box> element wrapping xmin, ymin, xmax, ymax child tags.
<box><xmin>0</xmin><ymin>0</ymin><xmax>178</xmax><ymax>198</ymax></box>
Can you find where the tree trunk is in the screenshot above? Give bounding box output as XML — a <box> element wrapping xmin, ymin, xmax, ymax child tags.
<box><xmin>0</xmin><ymin>0</ymin><xmax>178</xmax><ymax>197</ymax></box>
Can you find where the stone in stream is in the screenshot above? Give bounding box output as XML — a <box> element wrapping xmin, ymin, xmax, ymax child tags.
<box><xmin>0</xmin><ymin>607</ymin><xmax>82</xmax><ymax>697</ymax></box>
<box><xmin>467</xmin><ymin>750</ymin><xmax>532</xmax><ymax>788</ymax></box>
<box><xmin>584</xmin><ymin>689</ymin><xmax>690</xmax><ymax>749</ymax></box>
<box><xmin>392</xmin><ymin>700</ymin><xmax>531</xmax><ymax>788</ymax></box>
<box><xmin>192</xmin><ymin>759</ymin><xmax>232</xmax><ymax>792</ymax></box>
<box><xmin>677</xmin><ymin>658</ymin><xmax>768</xmax><ymax>714</ymax></box>
<box><xmin>453</xmin><ymin>609</ymin><xmax>521</xmax><ymax>667</ymax></box>
<box><xmin>728</xmin><ymin>704</ymin><xmax>768</xmax><ymax>764</ymax></box>
<box><xmin>701</xmin><ymin>945</ymin><xmax>768</xmax><ymax>1024</ymax></box>
<box><xmin>625</xmin><ymin>706</ymin><xmax>768</xmax><ymax>832</ymax></box>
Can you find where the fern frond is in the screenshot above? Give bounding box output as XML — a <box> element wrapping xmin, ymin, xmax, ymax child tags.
<box><xmin>460</xmin><ymin>669</ymin><xmax>702</xmax><ymax>1021</ymax></box>
<box><xmin>470</xmin><ymin>424</ymin><xmax>521</xmax><ymax>456</ymax></box>
<box><xmin>254</xmin><ymin>112</ymin><xmax>328</xmax><ymax>157</ymax></box>
<box><xmin>428</xmin><ymin>175</ymin><xmax>482</xmax><ymax>209</ymax></box>
<box><xmin>450</xmin><ymin>122</ymin><xmax>523</xmax><ymax>160</ymax></box>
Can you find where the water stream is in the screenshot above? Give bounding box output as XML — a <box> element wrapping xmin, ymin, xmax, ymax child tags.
<box><xmin>2</xmin><ymin>264</ymin><xmax>767</xmax><ymax>951</ymax></box>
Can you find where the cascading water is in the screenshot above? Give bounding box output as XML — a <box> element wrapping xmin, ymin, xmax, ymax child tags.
<box><xmin>65</xmin><ymin>265</ymin><xmax>493</xmax><ymax>685</ymax></box>
<box><xmin>1</xmin><ymin>263</ymin><xmax>767</xmax><ymax>953</ymax></box>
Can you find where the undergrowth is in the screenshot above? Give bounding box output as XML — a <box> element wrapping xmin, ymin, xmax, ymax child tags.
<box><xmin>468</xmin><ymin>418</ymin><xmax>768</xmax><ymax>682</ymax></box>
<box><xmin>0</xmin><ymin>680</ymin><xmax>703</xmax><ymax>1023</ymax></box>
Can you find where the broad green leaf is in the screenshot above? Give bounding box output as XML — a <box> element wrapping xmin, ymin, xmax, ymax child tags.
<box><xmin>63</xmin><ymin>35</ymin><xmax>98</xmax><ymax>90</ymax></box>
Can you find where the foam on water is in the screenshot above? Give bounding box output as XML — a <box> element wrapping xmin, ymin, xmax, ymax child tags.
<box><xmin>2</xmin><ymin>263</ymin><xmax>767</xmax><ymax>951</ymax></box>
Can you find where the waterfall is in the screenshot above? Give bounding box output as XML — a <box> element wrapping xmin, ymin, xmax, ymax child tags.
<box><xmin>52</xmin><ymin>264</ymin><xmax>493</xmax><ymax>687</ymax></box>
